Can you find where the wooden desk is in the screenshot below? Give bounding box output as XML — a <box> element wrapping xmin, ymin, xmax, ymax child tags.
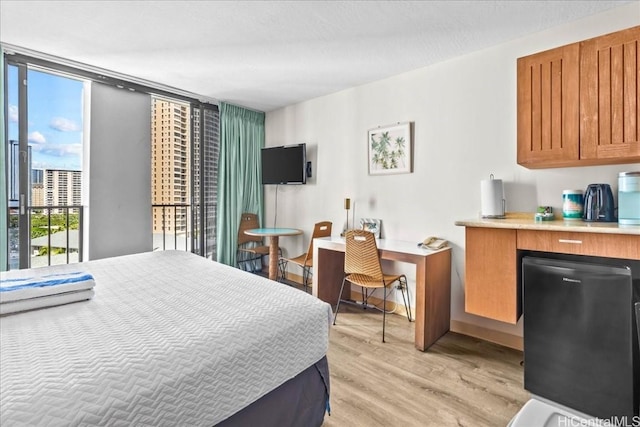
<box><xmin>313</xmin><ymin>236</ymin><xmax>451</xmax><ymax>351</ymax></box>
<box><xmin>245</xmin><ymin>228</ymin><xmax>302</xmax><ymax>280</ymax></box>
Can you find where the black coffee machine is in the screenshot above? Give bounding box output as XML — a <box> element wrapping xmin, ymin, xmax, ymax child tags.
<box><xmin>583</xmin><ymin>183</ymin><xmax>616</xmax><ymax>222</ymax></box>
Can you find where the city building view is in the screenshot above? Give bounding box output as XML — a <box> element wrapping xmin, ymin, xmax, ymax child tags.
<box><xmin>44</xmin><ymin>169</ymin><xmax>82</xmax><ymax>211</ymax></box>
<box><xmin>151</xmin><ymin>98</ymin><xmax>191</xmax><ymax>238</ymax></box>
<box><xmin>151</xmin><ymin>98</ymin><xmax>219</xmax><ymax>258</ymax></box>
<box><xmin>191</xmin><ymin>107</ymin><xmax>219</xmax><ymax>260</ymax></box>
<box><xmin>6</xmin><ymin>141</ymin><xmax>83</xmax><ymax>268</ymax></box>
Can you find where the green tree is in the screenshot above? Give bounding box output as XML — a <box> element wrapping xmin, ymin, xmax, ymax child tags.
<box><xmin>31</xmin><ymin>213</ymin><xmax>79</xmax><ymax>238</ymax></box>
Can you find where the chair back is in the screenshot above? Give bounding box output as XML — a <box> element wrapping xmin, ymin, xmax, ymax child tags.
<box><xmin>301</xmin><ymin>221</ymin><xmax>332</xmax><ymax>264</ymax></box>
<box><xmin>237</xmin><ymin>213</ymin><xmax>262</xmax><ymax>246</ymax></box>
<box><xmin>343</xmin><ymin>229</ymin><xmax>383</xmax><ymax>280</ymax></box>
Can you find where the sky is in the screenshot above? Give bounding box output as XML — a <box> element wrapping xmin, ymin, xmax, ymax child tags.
<box><xmin>8</xmin><ymin>66</ymin><xmax>84</xmax><ymax>171</ymax></box>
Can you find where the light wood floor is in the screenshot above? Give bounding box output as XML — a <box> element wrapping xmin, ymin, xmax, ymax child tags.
<box><xmin>324</xmin><ymin>304</ymin><xmax>530</xmax><ymax>427</ymax></box>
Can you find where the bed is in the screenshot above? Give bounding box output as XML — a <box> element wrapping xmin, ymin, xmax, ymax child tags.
<box><xmin>0</xmin><ymin>250</ymin><xmax>332</xmax><ymax>426</ymax></box>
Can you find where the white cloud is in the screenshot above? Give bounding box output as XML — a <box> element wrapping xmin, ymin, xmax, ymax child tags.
<box><xmin>50</xmin><ymin>117</ymin><xmax>80</xmax><ymax>132</ymax></box>
<box><xmin>28</xmin><ymin>131</ymin><xmax>46</xmax><ymax>145</ymax></box>
<box><xmin>40</xmin><ymin>143</ymin><xmax>82</xmax><ymax>157</ymax></box>
<box><xmin>9</xmin><ymin>105</ymin><xmax>18</xmax><ymax>123</ymax></box>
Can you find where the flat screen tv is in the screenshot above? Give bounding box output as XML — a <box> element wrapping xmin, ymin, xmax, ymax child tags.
<box><xmin>261</xmin><ymin>143</ymin><xmax>307</xmax><ymax>185</ymax></box>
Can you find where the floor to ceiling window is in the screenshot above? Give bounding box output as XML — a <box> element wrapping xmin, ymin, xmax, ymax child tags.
<box><xmin>151</xmin><ymin>97</ymin><xmax>191</xmax><ymax>252</ymax></box>
<box><xmin>5</xmin><ymin>61</ymin><xmax>86</xmax><ymax>270</ymax></box>
<box><xmin>192</xmin><ymin>105</ymin><xmax>219</xmax><ymax>260</ymax></box>
<box><xmin>4</xmin><ymin>50</ymin><xmax>219</xmax><ymax>269</ymax></box>
<box><xmin>151</xmin><ymin>97</ymin><xmax>219</xmax><ymax>260</ymax></box>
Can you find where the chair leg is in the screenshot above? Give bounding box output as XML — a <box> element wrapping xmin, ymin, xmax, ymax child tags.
<box><xmin>302</xmin><ymin>266</ymin><xmax>310</xmax><ymax>292</ymax></box>
<box><xmin>275</xmin><ymin>251</ymin><xmax>283</xmax><ymax>279</ymax></box>
<box><xmin>382</xmin><ymin>286</ymin><xmax>387</xmax><ymax>343</ymax></box>
<box><xmin>333</xmin><ymin>276</ymin><xmax>348</xmax><ymax>325</ymax></box>
<box><xmin>277</xmin><ymin>259</ymin><xmax>288</xmax><ymax>282</ymax></box>
<box><xmin>237</xmin><ymin>252</ymin><xmax>258</xmax><ymax>273</ymax></box>
<box><xmin>399</xmin><ymin>276</ymin><xmax>412</xmax><ymax>322</ymax></box>
<box><xmin>236</xmin><ymin>251</ymin><xmax>245</xmax><ymax>270</ymax></box>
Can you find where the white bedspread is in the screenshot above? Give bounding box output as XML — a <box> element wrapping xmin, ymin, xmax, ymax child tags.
<box><xmin>0</xmin><ymin>251</ymin><xmax>332</xmax><ymax>426</ymax></box>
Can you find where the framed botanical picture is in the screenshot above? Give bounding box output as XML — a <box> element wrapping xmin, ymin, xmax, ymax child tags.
<box><xmin>359</xmin><ymin>218</ymin><xmax>381</xmax><ymax>238</ymax></box>
<box><xmin>368</xmin><ymin>122</ymin><xmax>412</xmax><ymax>175</ymax></box>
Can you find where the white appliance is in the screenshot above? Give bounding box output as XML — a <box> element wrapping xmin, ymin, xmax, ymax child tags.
<box><xmin>480</xmin><ymin>174</ymin><xmax>505</xmax><ymax>218</ymax></box>
<box><xmin>509</xmin><ymin>398</ymin><xmax>600</xmax><ymax>427</ymax></box>
<box><xmin>619</xmin><ymin>171</ymin><xmax>640</xmax><ymax>225</ymax></box>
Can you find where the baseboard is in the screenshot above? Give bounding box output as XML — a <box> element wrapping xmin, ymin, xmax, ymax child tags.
<box><xmin>282</xmin><ymin>270</ymin><xmax>302</xmax><ymax>282</ymax></box>
<box><xmin>450</xmin><ymin>319</ymin><xmax>523</xmax><ymax>351</ymax></box>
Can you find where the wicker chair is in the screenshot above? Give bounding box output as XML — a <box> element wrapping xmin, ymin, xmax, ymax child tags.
<box><xmin>278</xmin><ymin>221</ymin><xmax>332</xmax><ymax>291</ymax></box>
<box><xmin>237</xmin><ymin>213</ymin><xmax>277</xmax><ymax>273</ymax></box>
<box><xmin>333</xmin><ymin>229</ymin><xmax>412</xmax><ymax>343</ymax></box>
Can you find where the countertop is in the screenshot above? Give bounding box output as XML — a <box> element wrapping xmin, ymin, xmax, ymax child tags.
<box><xmin>455</xmin><ymin>212</ymin><xmax>640</xmax><ymax>236</ymax></box>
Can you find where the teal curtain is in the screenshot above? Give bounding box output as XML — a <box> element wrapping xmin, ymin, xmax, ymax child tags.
<box><xmin>0</xmin><ymin>47</ymin><xmax>7</xmax><ymax>271</ymax></box>
<box><xmin>216</xmin><ymin>102</ymin><xmax>265</xmax><ymax>266</ymax></box>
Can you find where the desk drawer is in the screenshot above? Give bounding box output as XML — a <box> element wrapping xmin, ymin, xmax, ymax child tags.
<box><xmin>517</xmin><ymin>230</ymin><xmax>639</xmax><ymax>260</ymax></box>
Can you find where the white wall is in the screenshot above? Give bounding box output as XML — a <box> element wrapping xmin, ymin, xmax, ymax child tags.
<box><xmin>265</xmin><ymin>3</ymin><xmax>640</xmax><ymax>337</ymax></box>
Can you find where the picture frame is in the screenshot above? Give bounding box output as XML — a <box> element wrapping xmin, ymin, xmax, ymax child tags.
<box><xmin>359</xmin><ymin>218</ymin><xmax>381</xmax><ymax>238</ymax></box>
<box><xmin>368</xmin><ymin>122</ymin><xmax>412</xmax><ymax>175</ymax></box>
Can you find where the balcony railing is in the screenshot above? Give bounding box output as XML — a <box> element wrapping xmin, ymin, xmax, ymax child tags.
<box><xmin>7</xmin><ymin>203</ymin><xmax>214</xmax><ymax>269</ymax></box>
<box><xmin>152</xmin><ymin>204</ymin><xmax>191</xmax><ymax>252</ymax></box>
<box><xmin>152</xmin><ymin>203</ymin><xmax>217</xmax><ymax>260</ymax></box>
<box><xmin>8</xmin><ymin>205</ymin><xmax>84</xmax><ymax>269</ymax></box>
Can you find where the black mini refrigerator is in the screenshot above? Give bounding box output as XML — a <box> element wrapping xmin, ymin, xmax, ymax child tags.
<box><xmin>522</xmin><ymin>254</ymin><xmax>639</xmax><ymax>419</ymax></box>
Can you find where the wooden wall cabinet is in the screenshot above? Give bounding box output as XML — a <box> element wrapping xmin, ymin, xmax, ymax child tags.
<box><xmin>580</xmin><ymin>26</ymin><xmax>640</xmax><ymax>163</ymax></box>
<box><xmin>517</xmin><ymin>43</ymin><xmax>580</xmax><ymax>167</ymax></box>
<box><xmin>517</xmin><ymin>25</ymin><xmax>640</xmax><ymax>168</ymax></box>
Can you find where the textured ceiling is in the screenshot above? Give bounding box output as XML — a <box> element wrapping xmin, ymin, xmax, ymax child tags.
<box><xmin>0</xmin><ymin>0</ymin><xmax>634</xmax><ymax>111</ymax></box>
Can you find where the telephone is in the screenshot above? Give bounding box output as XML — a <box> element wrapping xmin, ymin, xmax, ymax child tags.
<box><xmin>419</xmin><ymin>236</ymin><xmax>448</xmax><ymax>250</ymax></box>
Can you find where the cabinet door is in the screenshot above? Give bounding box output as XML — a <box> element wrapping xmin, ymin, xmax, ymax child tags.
<box><xmin>581</xmin><ymin>26</ymin><xmax>640</xmax><ymax>163</ymax></box>
<box><xmin>464</xmin><ymin>228</ymin><xmax>520</xmax><ymax>324</ymax></box>
<box><xmin>517</xmin><ymin>43</ymin><xmax>580</xmax><ymax>168</ymax></box>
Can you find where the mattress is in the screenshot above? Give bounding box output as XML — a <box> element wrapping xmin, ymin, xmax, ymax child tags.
<box><xmin>218</xmin><ymin>356</ymin><xmax>330</xmax><ymax>426</ymax></box>
<box><xmin>0</xmin><ymin>250</ymin><xmax>332</xmax><ymax>426</ymax></box>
